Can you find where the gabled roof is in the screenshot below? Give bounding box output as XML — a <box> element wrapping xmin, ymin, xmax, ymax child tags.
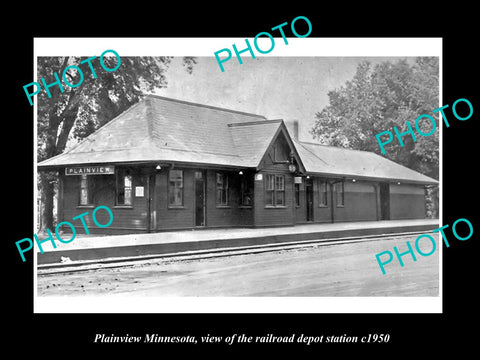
<box><xmin>293</xmin><ymin>140</ymin><xmax>438</xmax><ymax>185</ymax></box>
<box><xmin>230</xmin><ymin>120</ymin><xmax>306</xmax><ymax>173</ymax></box>
<box><xmin>38</xmin><ymin>95</ymin><xmax>282</xmax><ymax>169</ymax></box>
<box><xmin>38</xmin><ymin>94</ymin><xmax>438</xmax><ymax>185</ymax></box>
<box><xmin>228</xmin><ymin>120</ymin><xmax>284</xmax><ymax>167</ymax></box>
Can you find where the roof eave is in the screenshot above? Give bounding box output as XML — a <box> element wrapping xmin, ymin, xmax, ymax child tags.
<box><xmin>303</xmin><ymin>170</ymin><xmax>438</xmax><ymax>185</ymax></box>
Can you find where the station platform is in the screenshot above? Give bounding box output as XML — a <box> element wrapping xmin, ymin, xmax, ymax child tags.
<box><xmin>36</xmin><ymin>219</ymin><xmax>440</xmax><ymax>266</ymax></box>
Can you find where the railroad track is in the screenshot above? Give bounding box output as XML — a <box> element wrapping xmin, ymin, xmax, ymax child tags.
<box><xmin>37</xmin><ymin>231</ymin><xmax>431</xmax><ymax>276</ymax></box>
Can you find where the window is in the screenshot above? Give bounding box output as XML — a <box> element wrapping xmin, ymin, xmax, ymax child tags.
<box><xmin>334</xmin><ymin>181</ymin><xmax>344</xmax><ymax>207</ymax></box>
<box><xmin>168</xmin><ymin>170</ymin><xmax>183</xmax><ymax>206</ymax></box>
<box><xmin>294</xmin><ymin>183</ymin><xmax>300</xmax><ymax>207</ymax></box>
<box><xmin>216</xmin><ymin>173</ymin><xmax>229</xmax><ymax>206</ymax></box>
<box><xmin>318</xmin><ymin>179</ymin><xmax>328</xmax><ymax>207</ymax></box>
<box><xmin>274</xmin><ymin>144</ymin><xmax>288</xmax><ymax>162</ymax></box>
<box><xmin>116</xmin><ymin>169</ymin><xmax>132</xmax><ymax>205</ymax></box>
<box><xmin>275</xmin><ymin>175</ymin><xmax>285</xmax><ymax>206</ymax></box>
<box><xmin>79</xmin><ymin>175</ymin><xmax>95</xmax><ymax>205</ymax></box>
<box><xmin>240</xmin><ymin>177</ymin><xmax>253</xmax><ymax>206</ymax></box>
<box><xmin>265</xmin><ymin>174</ymin><xmax>285</xmax><ymax>207</ymax></box>
<box><xmin>265</xmin><ymin>174</ymin><xmax>275</xmax><ymax>206</ymax></box>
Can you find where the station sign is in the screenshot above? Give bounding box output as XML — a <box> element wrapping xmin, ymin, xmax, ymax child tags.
<box><xmin>65</xmin><ymin>165</ymin><xmax>115</xmax><ymax>175</ymax></box>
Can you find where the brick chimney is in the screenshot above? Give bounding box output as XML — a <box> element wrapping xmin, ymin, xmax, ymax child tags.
<box><xmin>286</xmin><ymin>120</ymin><xmax>299</xmax><ymax>141</ymax></box>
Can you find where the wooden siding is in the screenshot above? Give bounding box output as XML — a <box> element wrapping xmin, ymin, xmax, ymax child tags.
<box><xmin>61</xmin><ymin>170</ymin><xmax>150</xmax><ymax>234</ymax></box>
<box><xmin>294</xmin><ymin>181</ymin><xmax>307</xmax><ymax>223</ymax></box>
<box><xmin>205</xmin><ymin>169</ymin><xmax>253</xmax><ymax>227</ymax></box>
<box><xmin>254</xmin><ymin>173</ymin><xmax>295</xmax><ymax>227</ymax></box>
<box><xmin>155</xmin><ymin>168</ymin><xmax>194</xmax><ymax>230</ymax></box>
<box><xmin>312</xmin><ymin>178</ymin><xmax>333</xmax><ymax>223</ymax></box>
<box><xmin>254</xmin><ymin>133</ymin><xmax>296</xmax><ymax>227</ymax></box>
<box><xmin>333</xmin><ymin>181</ymin><xmax>378</xmax><ymax>222</ymax></box>
<box><xmin>390</xmin><ymin>184</ymin><xmax>426</xmax><ymax>219</ymax></box>
<box><xmin>294</xmin><ymin>178</ymin><xmax>332</xmax><ymax>224</ymax></box>
<box><xmin>154</xmin><ymin>167</ymin><xmax>254</xmax><ymax>231</ymax></box>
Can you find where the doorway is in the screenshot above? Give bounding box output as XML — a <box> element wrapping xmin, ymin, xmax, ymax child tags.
<box><xmin>194</xmin><ymin>171</ymin><xmax>206</xmax><ymax>227</ymax></box>
<box><xmin>305</xmin><ymin>178</ymin><xmax>314</xmax><ymax>222</ymax></box>
<box><xmin>379</xmin><ymin>182</ymin><xmax>390</xmax><ymax>220</ymax></box>
<box><xmin>147</xmin><ymin>174</ymin><xmax>156</xmax><ymax>232</ymax></box>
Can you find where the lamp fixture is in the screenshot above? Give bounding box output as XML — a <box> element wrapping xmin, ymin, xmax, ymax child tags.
<box><xmin>239</xmin><ymin>170</ymin><xmax>244</xmax><ymax>175</ymax></box>
<box><xmin>156</xmin><ymin>165</ymin><xmax>162</xmax><ymax>170</ymax></box>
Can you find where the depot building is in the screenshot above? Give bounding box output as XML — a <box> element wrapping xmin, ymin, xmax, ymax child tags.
<box><xmin>38</xmin><ymin>95</ymin><xmax>438</xmax><ymax>234</ymax></box>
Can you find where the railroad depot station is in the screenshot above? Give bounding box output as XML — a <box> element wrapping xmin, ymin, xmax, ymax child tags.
<box><xmin>38</xmin><ymin>95</ymin><xmax>438</xmax><ymax>235</ymax></box>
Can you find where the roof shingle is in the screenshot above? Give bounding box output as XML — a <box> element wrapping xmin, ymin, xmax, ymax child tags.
<box><xmin>294</xmin><ymin>140</ymin><xmax>437</xmax><ymax>184</ymax></box>
<box><xmin>38</xmin><ymin>95</ymin><xmax>438</xmax><ymax>184</ymax></box>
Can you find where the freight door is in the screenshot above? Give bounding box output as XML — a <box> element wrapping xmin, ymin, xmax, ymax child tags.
<box><xmin>379</xmin><ymin>182</ymin><xmax>390</xmax><ymax>220</ymax></box>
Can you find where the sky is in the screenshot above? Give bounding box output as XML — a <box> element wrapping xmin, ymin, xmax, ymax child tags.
<box><xmin>154</xmin><ymin>56</ymin><xmax>414</xmax><ymax>142</ymax></box>
<box><xmin>34</xmin><ymin>37</ymin><xmax>439</xmax><ymax>147</ymax></box>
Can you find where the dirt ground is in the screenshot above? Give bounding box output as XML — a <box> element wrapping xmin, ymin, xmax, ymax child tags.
<box><xmin>37</xmin><ymin>234</ymin><xmax>439</xmax><ymax>297</ymax></box>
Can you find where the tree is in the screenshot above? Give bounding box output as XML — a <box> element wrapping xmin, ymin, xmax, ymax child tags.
<box><xmin>310</xmin><ymin>57</ymin><xmax>439</xmax><ymax>218</ymax></box>
<box><xmin>37</xmin><ymin>55</ymin><xmax>195</xmax><ymax>231</ymax></box>
<box><xmin>310</xmin><ymin>57</ymin><xmax>439</xmax><ymax>180</ymax></box>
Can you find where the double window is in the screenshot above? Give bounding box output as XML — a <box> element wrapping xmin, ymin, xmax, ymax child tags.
<box><xmin>265</xmin><ymin>174</ymin><xmax>285</xmax><ymax>206</ymax></box>
<box><xmin>168</xmin><ymin>170</ymin><xmax>184</xmax><ymax>206</ymax></box>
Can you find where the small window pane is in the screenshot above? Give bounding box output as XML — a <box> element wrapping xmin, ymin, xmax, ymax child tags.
<box><xmin>80</xmin><ymin>175</ymin><xmax>88</xmax><ymax>205</ymax></box>
<box><xmin>124</xmin><ymin>186</ymin><xmax>132</xmax><ymax>205</ymax></box>
<box><xmin>116</xmin><ymin>170</ymin><xmax>132</xmax><ymax>206</ymax></box>
<box><xmin>270</xmin><ymin>175</ymin><xmax>275</xmax><ymax>189</ymax></box>
<box><xmin>216</xmin><ymin>173</ymin><xmax>222</xmax><ymax>187</ymax></box>
<box><xmin>276</xmin><ymin>190</ymin><xmax>285</xmax><ymax>206</ymax></box>
<box><xmin>124</xmin><ymin>175</ymin><xmax>132</xmax><ymax>205</ymax></box>
<box><xmin>276</xmin><ymin>175</ymin><xmax>285</xmax><ymax>206</ymax></box>
<box><xmin>265</xmin><ymin>190</ymin><xmax>274</xmax><ymax>206</ymax></box>
<box><xmin>275</xmin><ymin>175</ymin><xmax>285</xmax><ymax>191</ymax></box>
<box><xmin>124</xmin><ymin>175</ymin><xmax>132</xmax><ymax>188</ymax></box>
